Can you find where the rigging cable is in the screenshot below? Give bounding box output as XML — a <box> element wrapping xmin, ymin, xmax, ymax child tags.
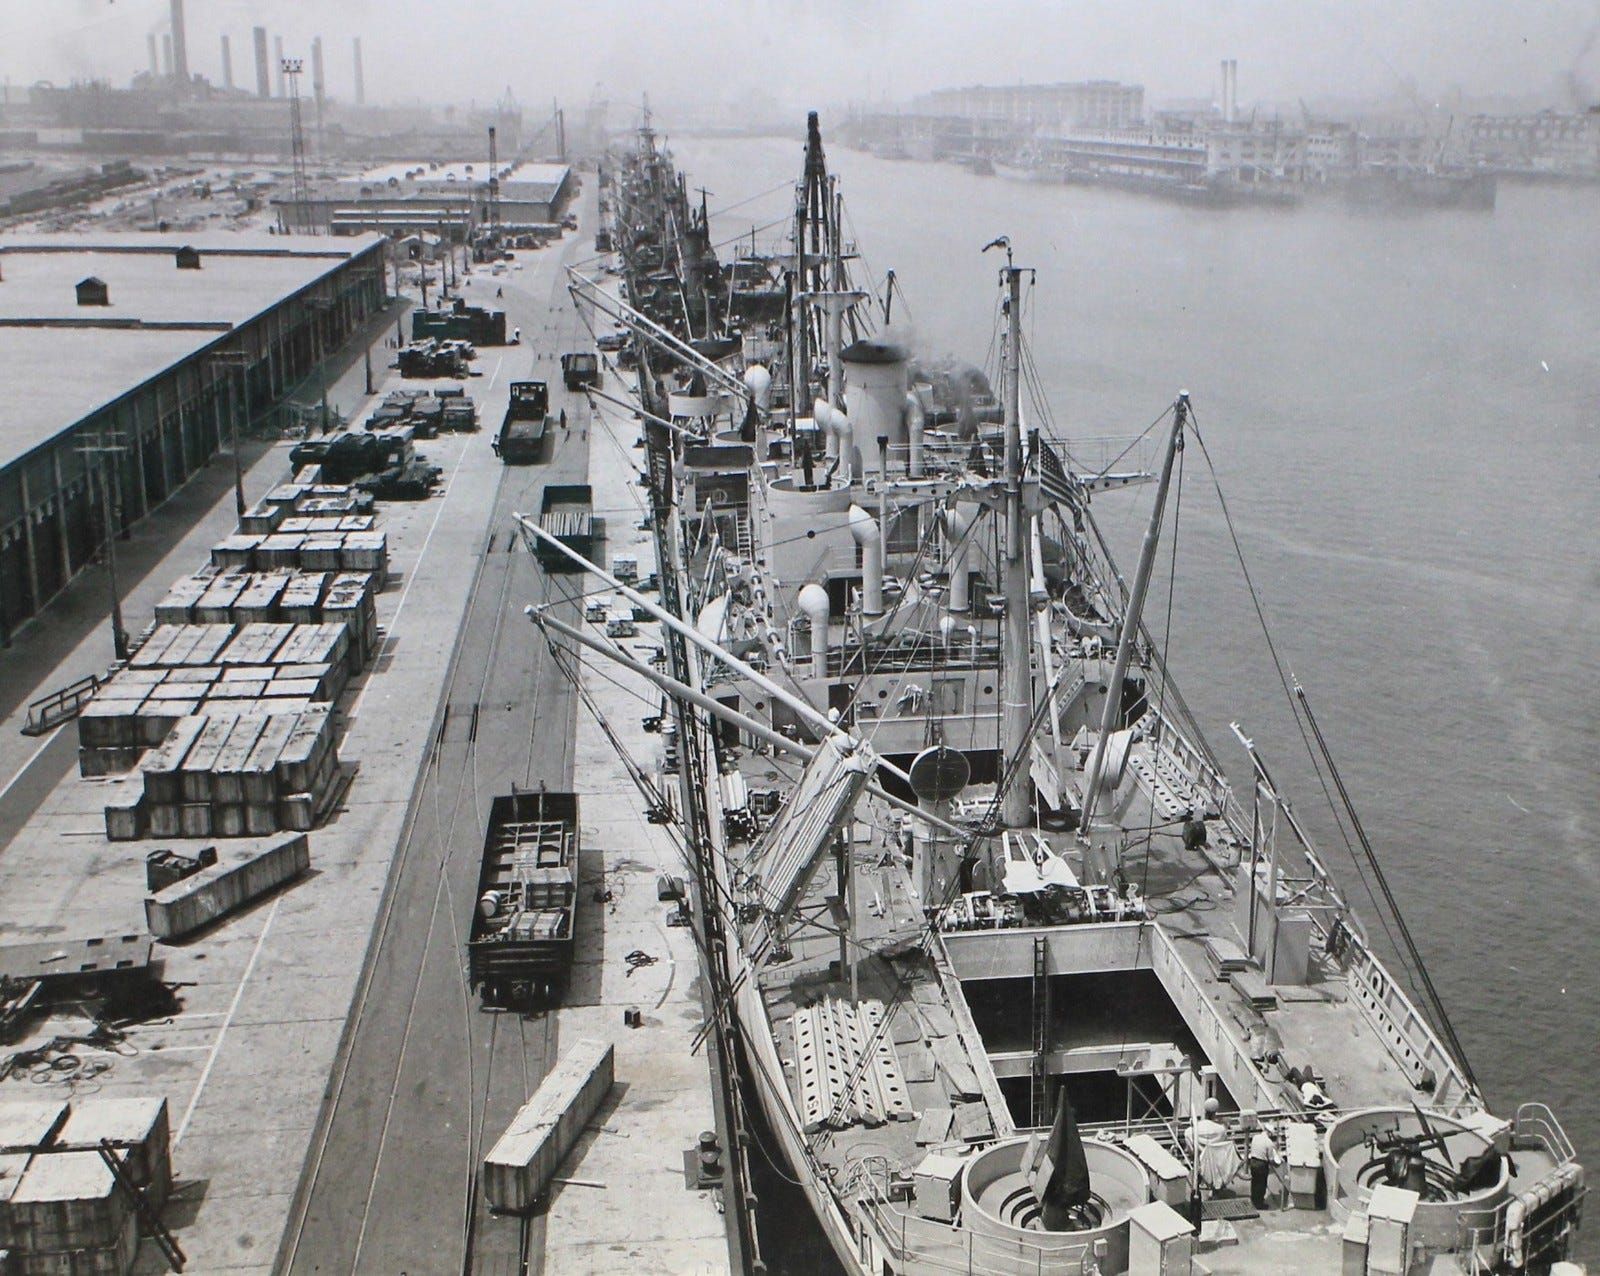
<box><xmin>1185</xmin><ymin>413</ymin><xmax>1464</xmax><ymax>1072</ymax></box>
<box><xmin>1295</xmin><ymin>683</ymin><xmax>1479</xmax><ymax>1095</ymax></box>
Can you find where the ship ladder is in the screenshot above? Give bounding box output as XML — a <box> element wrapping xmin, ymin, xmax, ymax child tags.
<box><xmin>1030</xmin><ymin>933</ymin><xmax>1051</xmax><ymax>1127</ymax></box>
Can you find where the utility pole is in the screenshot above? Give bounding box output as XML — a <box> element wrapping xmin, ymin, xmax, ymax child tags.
<box><xmin>305</xmin><ymin>297</ymin><xmax>334</xmax><ymax>432</ymax></box>
<box><xmin>988</xmin><ymin>236</ymin><xmax>1035</xmax><ymax>829</ymax></box>
<box><xmin>210</xmin><ymin>350</ymin><xmax>252</xmax><ymax>520</ymax></box>
<box><xmin>73</xmin><ymin>432</ymin><xmax>131</xmax><ymax>661</ymax></box>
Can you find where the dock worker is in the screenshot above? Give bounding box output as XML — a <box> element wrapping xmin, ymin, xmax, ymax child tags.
<box><xmin>1249</xmin><ymin>1126</ymin><xmax>1282</xmax><ymax>1208</ymax></box>
<box><xmin>1188</xmin><ymin>1097</ymin><xmax>1240</xmax><ymax>1192</ymax></box>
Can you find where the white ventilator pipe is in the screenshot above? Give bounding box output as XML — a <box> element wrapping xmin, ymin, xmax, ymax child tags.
<box><xmin>743</xmin><ymin>363</ymin><xmax>772</xmax><ymax>408</ymax></box>
<box><xmin>849</xmin><ymin>506</ymin><xmax>883</xmax><ymax>616</ymax></box>
<box><xmin>798</xmin><ymin>582</ymin><xmax>830</xmax><ymax>678</ymax></box>
<box><xmin>833</xmin><ymin>409</ymin><xmax>857</xmax><ymax>481</ymax></box>
<box><xmin>815</xmin><ymin>398</ymin><xmax>837</xmax><ymax>461</ymax></box>
<box><xmin>906</xmin><ymin>392</ymin><xmax>926</xmax><ymax>477</ymax></box>
<box><xmin>947</xmin><ymin>506</ymin><xmax>974</xmax><ymax>613</ymax></box>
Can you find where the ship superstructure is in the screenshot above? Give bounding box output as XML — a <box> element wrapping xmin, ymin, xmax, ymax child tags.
<box><xmin>537</xmin><ymin>113</ymin><xmax>1585</xmax><ymax>1276</ymax></box>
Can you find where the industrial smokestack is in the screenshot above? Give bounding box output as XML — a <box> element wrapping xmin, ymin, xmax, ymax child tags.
<box><xmin>353</xmin><ymin>37</ymin><xmax>365</xmax><ymax>106</ymax></box>
<box><xmin>274</xmin><ymin>36</ymin><xmax>285</xmax><ymax>96</ymax></box>
<box><xmin>161</xmin><ymin>34</ymin><xmax>173</xmax><ymax>80</ymax></box>
<box><xmin>311</xmin><ymin>36</ymin><xmax>325</xmax><ymax>109</ymax></box>
<box><xmin>253</xmin><ymin>27</ymin><xmax>269</xmax><ymax>98</ymax></box>
<box><xmin>147</xmin><ymin>34</ymin><xmax>159</xmax><ymax>80</ymax></box>
<box><xmin>220</xmin><ymin>35</ymin><xmax>233</xmax><ymax>91</ymax></box>
<box><xmin>169</xmin><ymin>0</ymin><xmax>189</xmax><ymax>86</ymax></box>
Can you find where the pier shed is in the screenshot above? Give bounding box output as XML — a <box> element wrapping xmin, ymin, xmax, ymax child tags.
<box><xmin>0</xmin><ymin>231</ymin><xmax>386</xmax><ymax>642</ymax></box>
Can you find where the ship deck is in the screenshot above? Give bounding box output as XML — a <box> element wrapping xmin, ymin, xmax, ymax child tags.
<box><xmin>725</xmin><ymin>716</ymin><xmax>1544</xmax><ymax>1272</ymax></box>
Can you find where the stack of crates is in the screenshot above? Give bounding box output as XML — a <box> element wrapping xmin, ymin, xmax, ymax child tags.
<box><xmin>0</xmin><ymin>1096</ymin><xmax>172</xmax><ymax>1275</ymax></box>
<box><xmin>105</xmin><ymin>705</ymin><xmax>341</xmax><ymax>841</ymax></box>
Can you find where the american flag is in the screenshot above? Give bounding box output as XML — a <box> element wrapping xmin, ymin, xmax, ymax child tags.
<box><xmin>1035</xmin><ymin>438</ymin><xmax>1077</xmax><ymax>508</ymax></box>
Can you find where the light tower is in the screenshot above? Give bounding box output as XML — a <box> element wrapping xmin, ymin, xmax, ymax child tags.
<box><xmin>282</xmin><ymin>59</ymin><xmax>312</xmax><ymax>233</ymax></box>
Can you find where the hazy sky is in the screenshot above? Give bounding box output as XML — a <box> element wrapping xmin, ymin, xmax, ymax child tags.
<box><xmin>3</xmin><ymin>0</ymin><xmax>1598</xmax><ymax>114</ymax></box>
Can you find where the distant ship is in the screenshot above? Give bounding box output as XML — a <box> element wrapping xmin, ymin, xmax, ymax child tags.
<box><xmin>545</xmin><ymin>111</ymin><xmax>1583</xmax><ymax>1276</ymax></box>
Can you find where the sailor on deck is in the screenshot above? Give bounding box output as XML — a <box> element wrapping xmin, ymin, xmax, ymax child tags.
<box><xmin>1187</xmin><ymin>1097</ymin><xmax>1242</xmax><ymax>1193</ymax></box>
<box><xmin>1249</xmin><ymin>1127</ymin><xmax>1283</xmax><ymax>1208</ymax></box>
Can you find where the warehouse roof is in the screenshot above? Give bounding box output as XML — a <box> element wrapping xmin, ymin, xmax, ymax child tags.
<box><xmin>0</xmin><ymin>231</ymin><xmax>384</xmax><ymax>471</ymax></box>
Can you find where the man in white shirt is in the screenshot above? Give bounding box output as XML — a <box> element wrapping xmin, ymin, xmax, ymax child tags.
<box><xmin>1249</xmin><ymin>1127</ymin><xmax>1282</xmax><ymax>1209</ymax></box>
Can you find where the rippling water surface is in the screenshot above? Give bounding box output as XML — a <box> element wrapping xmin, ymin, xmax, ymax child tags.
<box><xmin>666</xmin><ymin>132</ymin><xmax>1600</xmax><ymax>1264</ymax></box>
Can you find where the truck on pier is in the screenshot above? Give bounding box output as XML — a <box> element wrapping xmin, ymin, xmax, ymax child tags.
<box><xmin>560</xmin><ymin>351</ymin><xmax>601</xmax><ymax>391</ymax></box>
<box><xmin>493</xmin><ymin>381</ymin><xmax>559</xmax><ymax>464</ymax></box>
<box><xmin>534</xmin><ymin>484</ymin><xmax>595</xmax><ymax>572</ymax></box>
<box><xmin>467</xmin><ymin>791</ymin><xmax>580</xmax><ymax>1005</ymax></box>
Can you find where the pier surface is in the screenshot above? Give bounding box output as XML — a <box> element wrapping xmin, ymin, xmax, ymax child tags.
<box><xmin>0</xmin><ymin>182</ymin><xmax>729</xmax><ymax>1273</ymax></box>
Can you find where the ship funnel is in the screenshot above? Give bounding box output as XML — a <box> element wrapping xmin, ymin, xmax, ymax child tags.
<box><xmin>849</xmin><ymin>505</ymin><xmax>883</xmax><ymax>616</ymax></box>
<box><xmin>946</xmin><ymin>506</ymin><xmax>974</xmax><ymax>613</ymax></box>
<box><xmin>843</xmin><ymin>339</ymin><xmax>909</xmax><ymax>473</ymax></box>
<box><xmin>798</xmin><ymin>582</ymin><xmax>830</xmax><ymax>678</ymax></box>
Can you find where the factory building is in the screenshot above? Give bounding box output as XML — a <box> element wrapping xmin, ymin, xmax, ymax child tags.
<box><xmin>912</xmin><ymin>81</ymin><xmax>1146</xmax><ymax>131</ymax></box>
<box><xmin>274</xmin><ymin>161</ymin><xmax>575</xmax><ymax>239</ymax></box>
<box><xmin>0</xmin><ymin>232</ymin><xmax>386</xmax><ymax>643</ymax></box>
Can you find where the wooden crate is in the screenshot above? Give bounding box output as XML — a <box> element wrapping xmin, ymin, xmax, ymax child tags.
<box><xmin>145</xmin><ymin>835</ymin><xmax>309</xmax><ymax>940</ymax></box>
<box><xmin>482</xmin><ymin>1039</ymin><xmax>613</xmax><ymax>1215</ymax></box>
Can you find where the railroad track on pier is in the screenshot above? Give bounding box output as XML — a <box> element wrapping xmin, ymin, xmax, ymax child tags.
<box><xmin>281</xmin><ymin>423</ymin><xmax>586</xmax><ymax>1273</ymax></box>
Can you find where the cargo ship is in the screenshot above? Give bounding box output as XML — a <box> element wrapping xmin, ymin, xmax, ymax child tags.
<box><xmin>534</xmin><ymin>113</ymin><xmax>1585</xmax><ymax>1275</ymax></box>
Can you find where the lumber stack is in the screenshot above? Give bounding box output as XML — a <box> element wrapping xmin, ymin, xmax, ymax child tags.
<box><xmin>154</xmin><ymin>566</ymin><xmax>377</xmax><ymax>629</ymax></box>
<box><xmin>211</xmin><ymin>481</ymin><xmax>387</xmax><ymax>584</ymax></box>
<box><xmin>78</xmin><ymin>619</ymin><xmax>358</xmax><ymax>776</ymax></box>
<box><xmin>209</xmin><ymin>530</ymin><xmax>388</xmax><ymax>586</ymax></box>
<box><xmin>145</xmin><ymin>833</ymin><xmax>310</xmax><ymax>939</ymax></box>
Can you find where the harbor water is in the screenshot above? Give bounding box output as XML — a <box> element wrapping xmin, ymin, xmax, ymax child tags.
<box><xmin>669</xmin><ymin>133</ymin><xmax>1600</xmax><ymax>1268</ymax></box>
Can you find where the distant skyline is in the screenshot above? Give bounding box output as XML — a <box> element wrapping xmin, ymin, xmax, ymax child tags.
<box><xmin>2</xmin><ymin>0</ymin><xmax>1597</xmax><ymax>116</ymax></box>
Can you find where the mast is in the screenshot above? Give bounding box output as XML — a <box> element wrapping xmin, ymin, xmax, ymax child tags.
<box><xmin>996</xmin><ymin>245</ymin><xmax>1033</xmax><ymax>827</ymax></box>
<box><xmin>1080</xmin><ymin>393</ymin><xmax>1188</xmax><ymax>834</ymax></box>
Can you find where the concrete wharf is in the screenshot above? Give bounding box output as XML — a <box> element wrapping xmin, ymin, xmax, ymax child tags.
<box><xmin>0</xmin><ymin>181</ymin><xmax>731</xmax><ymax>1273</ymax></box>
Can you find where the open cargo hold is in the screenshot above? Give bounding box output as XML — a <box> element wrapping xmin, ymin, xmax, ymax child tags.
<box><xmin>534</xmin><ymin>485</ymin><xmax>594</xmax><ymax>571</ymax></box>
<box><xmin>482</xmin><ymin>1038</ymin><xmax>614</xmax><ymax>1215</ymax></box>
<box><xmin>145</xmin><ymin>833</ymin><xmax>310</xmax><ymax>939</ymax></box>
<box><xmin>493</xmin><ymin>381</ymin><xmax>553</xmax><ymax>464</ymax></box>
<box><xmin>467</xmin><ymin>792</ymin><xmax>580</xmax><ymax>1004</ymax></box>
